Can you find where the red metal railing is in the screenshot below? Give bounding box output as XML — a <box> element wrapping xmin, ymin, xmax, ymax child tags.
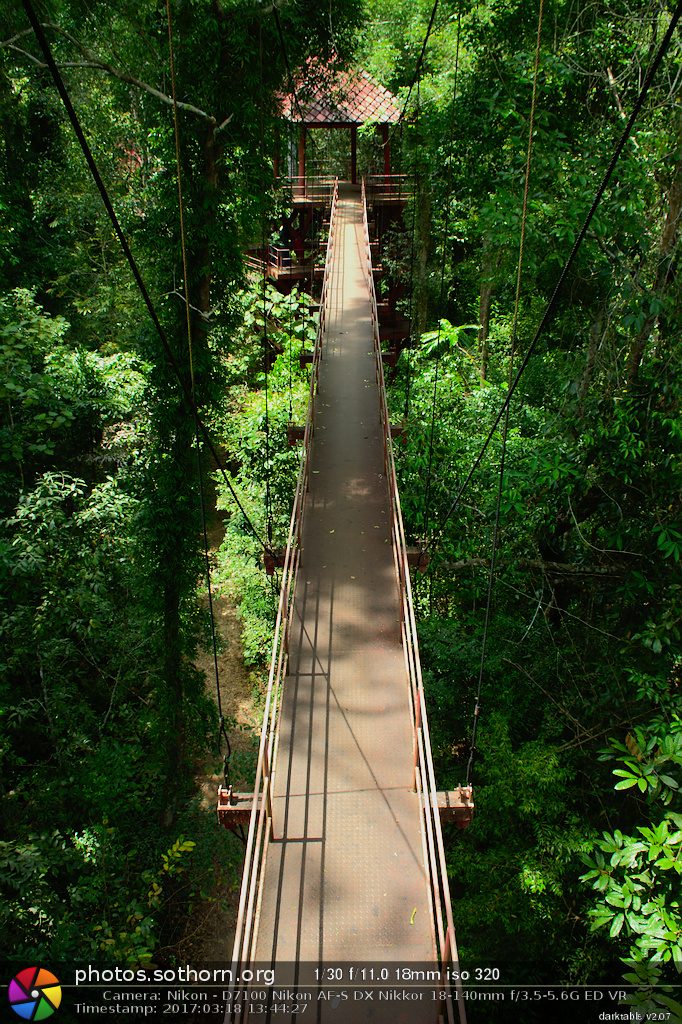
<box><xmin>360</xmin><ymin>179</ymin><xmax>466</xmax><ymax>1024</ymax></box>
<box><xmin>244</xmin><ymin>248</ymin><xmax>266</xmax><ymax>275</ymax></box>
<box><xmin>278</xmin><ymin>174</ymin><xmax>337</xmax><ymax>203</ymax></box>
<box><xmin>244</xmin><ymin>245</ymin><xmax>295</xmax><ymax>273</ymax></box>
<box><xmin>228</xmin><ymin>179</ymin><xmax>340</xmax><ymax>1017</ymax></box>
<box><xmin>365</xmin><ymin>172</ymin><xmax>412</xmax><ymax>203</ymax></box>
<box><xmin>244</xmin><ymin>244</ymin><xmax>316</xmax><ymax>279</ymax></box>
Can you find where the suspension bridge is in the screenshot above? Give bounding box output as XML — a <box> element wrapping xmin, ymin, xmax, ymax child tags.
<box><xmin>218</xmin><ymin>180</ymin><xmax>472</xmax><ymax>1023</ymax></box>
<box><xmin>21</xmin><ymin>0</ymin><xmax>680</xmax><ymax>1018</ymax></box>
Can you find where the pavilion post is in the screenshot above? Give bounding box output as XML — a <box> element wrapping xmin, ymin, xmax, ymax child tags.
<box><xmin>297</xmin><ymin>126</ymin><xmax>306</xmax><ymax>195</ymax></box>
<box><xmin>350</xmin><ymin>125</ymin><xmax>358</xmax><ymax>184</ymax></box>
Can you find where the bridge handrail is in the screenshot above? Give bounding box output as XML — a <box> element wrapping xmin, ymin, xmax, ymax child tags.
<box><xmin>230</xmin><ymin>178</ymin><xmax>340</xmax><ymax>984</ymax></box>
<box><xmin>360</xmin><ymin>179</ymin><xmax>465</xmax><ymax>1024</ymax></box>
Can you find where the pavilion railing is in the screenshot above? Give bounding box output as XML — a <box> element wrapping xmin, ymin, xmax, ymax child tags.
<box><xmin>244</xmin><ymin>244</ymin><xmax>316</xmax><ymax>279</ymax></box>
<box><xmin>278</xmin><ymin>174</ymin><xmax>337</xmax><ymax>203</ymax></box>
<box><xmin>365</xmin><ymin>172</ymin><xmax>412</xmax><ymax>203</ymax></box>
<box><xmin>245</xmin><ymin>245</ymin><xmax>293</xmax><ymax>274</ymax></box>
<box><xmin>244</xmin><ymin>248</ymin><xmax>266</xmax><ymax>276</ymax></box>
<box><xmin>227</xmin><ymin>178</ymin><xmax>340</xmax><ymax>1021</ymax></box>
<box><xmin>360</xmin><ymin>178</ymin><xmax>466</xmax><ymax>1024</ymax></box>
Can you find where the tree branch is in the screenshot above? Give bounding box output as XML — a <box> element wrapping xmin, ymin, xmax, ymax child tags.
<box><xmin>1</xmin><ymin>21</ymin><xmax>218</xmax><ymax>125</ymax></box>
<box><xmin>503</xmin><ymin>658</ymin><xmax>587</xmax><ymax>734</ymax></box>
<box><xmin>165</xmin><ymin>289</ymin><xmax>212</xmax><ymax>321</ymax></box>
<box><xmin>85</xmin><ymin>61</ymin><xmax>218</xmax><ymax>123</ymax></box>
<box><xmin>1</xmin><ymin>27</ymin><xmax>35</xmax><ymax>47</ymax></box>
<box><xmin>439</xmin><ymin>557</ymin><xmax>626</xmax><ymax>577</ymax></box>
<box><xmin>4</xmin><ymin>44</ymin><xmax>101</xmax><ymax>70</ymax></box>
<box><xmin>606</xmin><ymin>66</ymin><xmax>626</xmax><ymax>119</ymax></box>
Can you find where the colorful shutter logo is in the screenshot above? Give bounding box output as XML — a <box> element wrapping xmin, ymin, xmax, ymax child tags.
<box><xmin>8</xmin><ymin>967</ymin><xmax>62</xmax><ymax>1020</ymax></box>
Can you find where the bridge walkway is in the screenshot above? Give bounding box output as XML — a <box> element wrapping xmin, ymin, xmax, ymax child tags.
<box><xmin>251</xmin><ymin>184</ymin><xmax>435</xmax><ymax>1015</ymax></box>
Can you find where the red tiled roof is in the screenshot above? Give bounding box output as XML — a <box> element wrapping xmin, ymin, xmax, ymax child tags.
<box><xmin>282</xmin><ymin>67</ymin><xmax>400</xmax><ymax>126</ymax></box>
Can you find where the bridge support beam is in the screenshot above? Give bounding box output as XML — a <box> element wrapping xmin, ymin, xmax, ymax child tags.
<box><xmin>263</xmin><ymin>549</ymin><xmax>286</xmax><ymax>574</ymax></box>
<box><xmin>287</xmin><ymin>423</ymin><xmax>306</xmax><ymax>445</ymax></box>
<box><xmin>219</xmin><ymin>786</ymin><xmax>474</xmax><ymax>835</ymax></box>
<box><xmin>406</xmin><ymin>545</ymin><xmax>430</xmax><ymax>572</ymax></box>
<box><xmin>437</xmin><ymin>787</ymin><xmax>475</xmax><ymax>829</ymax></box>
<box><xmin>217</xmin><ymin>786</ymin><xmax>262</xmax><ymax>831</ymax></box>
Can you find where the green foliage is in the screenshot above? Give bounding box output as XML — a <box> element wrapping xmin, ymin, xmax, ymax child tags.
<box><xmin>445</xmin><ymin>712</ymin><xmax>593</xmax><ymax>978</ymax></box>
<box><xmin>420</xmin><ymin>319</ymin><xmax>480</xmax><ymax>360</ymax></box>
<box><xmin>0</xmin><ymin>820</ymin><xmax>221</xmax><ymax>964</ymax></box>
<box><xmin>0</xmin><ymin>288</ymin><xmax>148</xmax><ymax>508</ymax></box>
<box><xmin>605</xmin><ymin>725</ymin><xmax>682</xmax><ymax>803</ymax></box>
<box><xmin>215</xmin><ymin>280</ymin><xmax>317</xmax><ymax>665</ymax></box>
<box><xmin>580</xmin><ymin>720</ymin><xmax>682</xmax><ymax>1013</ymax></box>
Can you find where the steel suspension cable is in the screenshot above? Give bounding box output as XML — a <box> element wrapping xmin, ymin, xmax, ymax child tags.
<box><xmin>165</xmin><ymin>0</ymin><xmax>230</xmax><ymax>782</ymax></box>
<box><xmin>467</xmin><ymin>0</ymin><xmax>544</xmax><ymax>786</ymax></box>
<box><xmin>288</xmin><ymin>286</ymin><xmax>294</xmax><ymax>423</ymax></box>
<box><xmin>389</xmin><ymin>0</ymin><xmax>459</xmax><ymax>425</ymax></box>
<box><xmin>425</xmin><ymin>0</ymin><xmax>682</xmax><ymax>562</ymax></box>
<box><xmin>258</xmin><ymin>26</ymin><xmax>281</xmax><ymax>630</ymax></box>
<box><xmin>21</xmin><ymin>0</ymin><xmax>272</xmax><ymax>557</ymax></box>
<box><xmin>262</xmin><ymin>278</ymin><xmax>273</xmax><ymax>547</ymax></box>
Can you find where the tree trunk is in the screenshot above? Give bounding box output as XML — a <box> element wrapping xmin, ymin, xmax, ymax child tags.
<box><xmin>161</xmin><ymin>123</ymin><xmax>221</xmax><ymax>815</ymax></box>
<box><xmin>415</xmin><ymin>173</ymin><xmax>431</xmax><ymax>338</ymax></box>
<box><xmin>478</xmin><ymin>246</ymin><xmax>499</xmax><ymax>380</ymax></box>
<box><xmin>440</xmin><ymin>557</ymin><xmax>624</xmax><ymax>577</ymax></box>
<box><xmin>626</xmin><ymin>116</ymin><xmax>682</xmax><ymax>385</ymax></box>
<box><xmin>163</xmin><ymin>543</ymin><xmax>183</xmax><ymax>793</ymax></box>
<box><xmin>479</xmin><ymin>280</ymin><xmax>493</xmax><ymax>381</ymax></box>
<box><xmin>578</xmin><ymin>317</ymin><xmax>602</xmax><ymax>411</ymax></box>
<box><xmin>196</xmin><ymin>124</ymin><xmax>219</xmax><ymax>323</ymax></box>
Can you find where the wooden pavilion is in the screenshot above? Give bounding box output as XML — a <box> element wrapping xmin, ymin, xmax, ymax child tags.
<box><xmin>279</xmin><ymin>66</ymin><xmax>400</xmax><ymax>185</ymax></box>
<box><xmin>247</xmin><ymin>67</ymin><xmax>406</xmax><ymax>318</ymax></box>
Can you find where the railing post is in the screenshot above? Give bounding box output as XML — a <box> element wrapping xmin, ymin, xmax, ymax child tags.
<box><xmin>262</xmin><ymin>746</ymin><xmax>275</xmax><ymax>838</ymax></box>
<box><xmin>412</xmin><ymin>695</ymin><xmax>422</xmax><ymax>791</ymax></box>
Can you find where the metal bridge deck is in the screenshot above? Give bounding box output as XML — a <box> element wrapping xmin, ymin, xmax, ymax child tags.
<box><xmin>251</xmin><ymin>186</ymin><xmax>435</xmax><ymax>1015</ymax></box>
